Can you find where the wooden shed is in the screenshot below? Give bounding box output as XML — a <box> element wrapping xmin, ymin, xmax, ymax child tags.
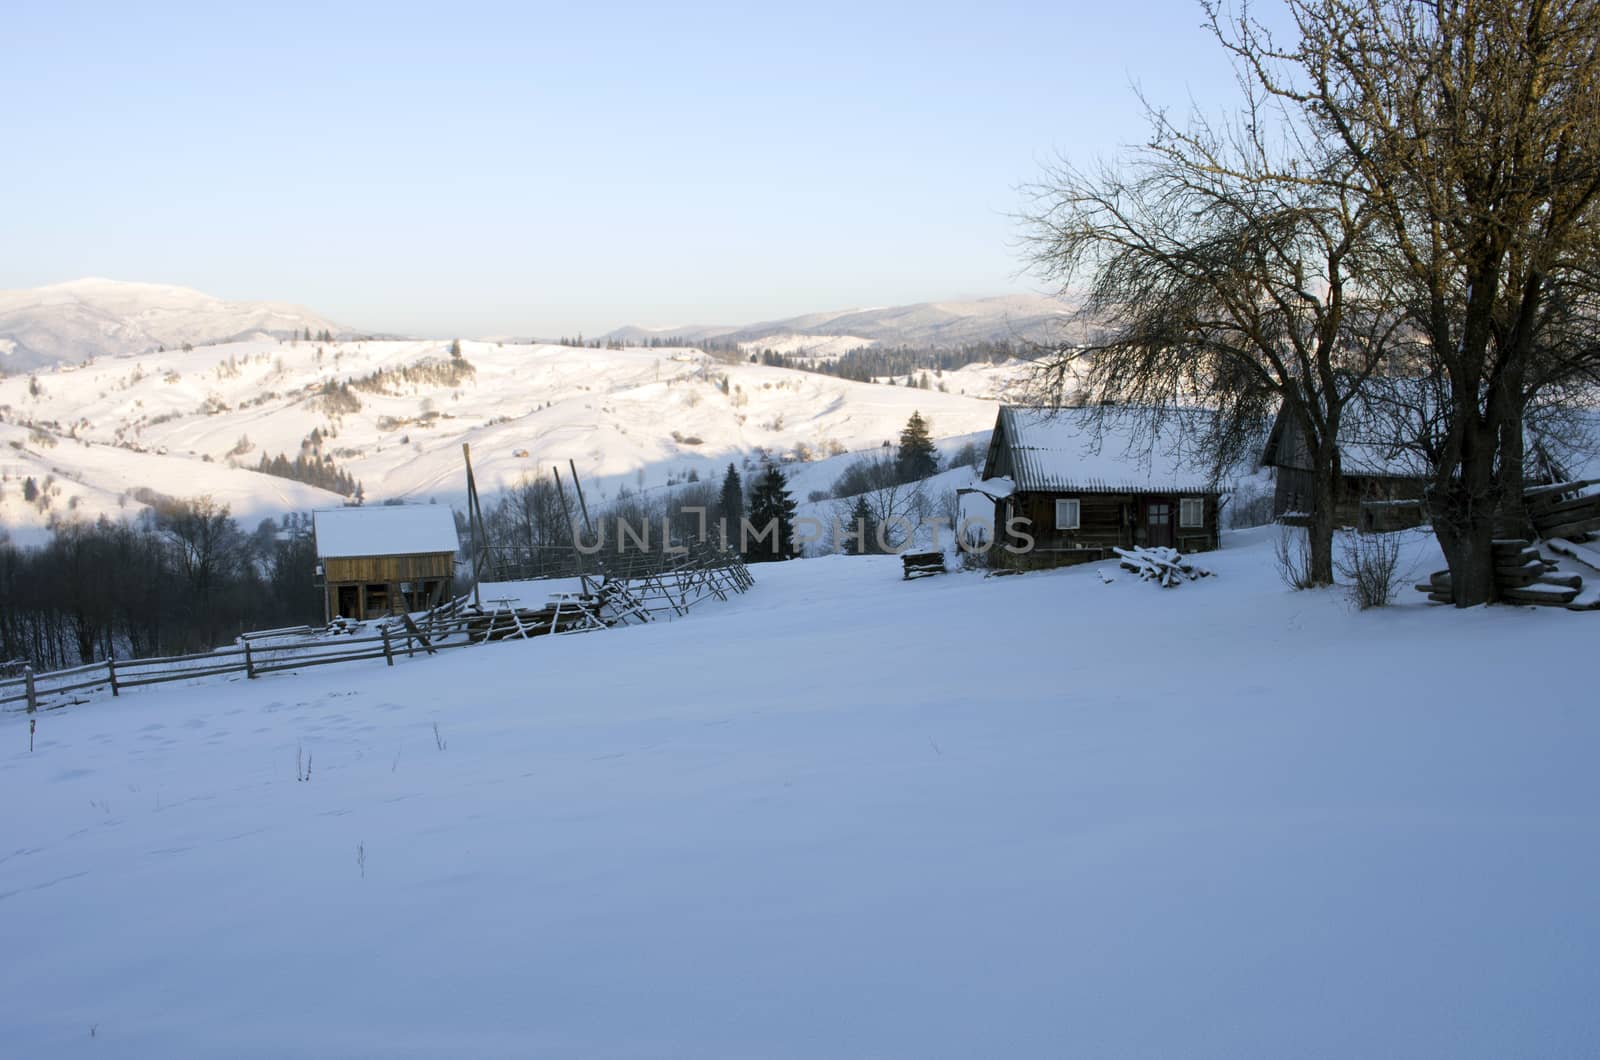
<box><xmin>313</xmin><ymin>505</ymin><xmax>460</xmax><ymax>622</ymax></box>
<box><xmin>1259</xmin><ymin>398</ymin><xmax>1429</xmax><ymax>531</ymax></box>
<box><xmin>1262</xmin><ymin>389</ymin><xmax>1600</xmax><ymax>532</ymax></box>
<box><xmin>964</xmin><ymin>406</ymin><xmax>1227</xmax><ymax>568</ymax></box>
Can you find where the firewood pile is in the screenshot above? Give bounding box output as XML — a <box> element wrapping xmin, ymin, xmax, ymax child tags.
<box><xmin>1113</xmin><ymin>547</ymin><xmax>1214</xmax><ymax>588</ymax></box>
<box><xmin>1416</xmin><ymin>538</ymin><xmax>1586</xmax><ymax>607</ymax></box>
<box><xmin>1526</xmin><ymin>479</ymin><xmax>1600</xmax><ymax>542</ymax></box>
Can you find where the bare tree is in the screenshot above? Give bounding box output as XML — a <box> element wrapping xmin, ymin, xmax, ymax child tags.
<box><xmin>1213</xmin><ymin>0</ymin><xmax>1600</xmax><ymax>603</ymax></box>
<box><xmin>1021</xmin><ymin>78</ymin><xmax>1401</xmax><ymax>584</ymax></box>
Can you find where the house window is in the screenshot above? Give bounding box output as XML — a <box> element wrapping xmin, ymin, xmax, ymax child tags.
<box><xmin>1055</xmin><ymin>498</ymin><xmax>1081</xmax><ymax>530</ymax></box>
<box><xmin>1180</xmin><ymin>497</ymin><xmax>1205</xmax><ymax>528</ymax></box>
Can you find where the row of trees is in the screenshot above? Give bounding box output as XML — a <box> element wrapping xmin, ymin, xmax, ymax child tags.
<box><xmin>475</xmin><ymin>459</ymin><xmax>805</xmax><ymax>573</ymax></box>
<box><xmin>256</xmin><ymin>452</ymin><xmax>362</xmax><ymax>498</ymax></box>
<box><xmin>0</xmin><ymin>499</ymin><xmax>321</xmax><ymax>670</ymax></box>
<box><xmin>1023</xmin><ymin>0</ymin><xmax>1600</xmax><ymax>604</ymax></box>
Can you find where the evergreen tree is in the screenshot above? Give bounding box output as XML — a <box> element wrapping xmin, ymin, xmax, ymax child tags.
<box><xmin>848</xmin><ymin>494</ymin><xmax>879</xmax><ymax>555</ymax></box>
<box><xmin>744</xmin><ymin>464</ymin><xmax>797</xmax><ymax>561</ymax></box>
<box><xmin>450</xmin><ymin>338</ymin><xmax>462</xmax><ymax>360</ymax></box>
<box><xmin>896</xmin><ymin>411</ymin><xmax>939</xmax><ymax>482</ymax></box>
<box><xmin>718</xmin><ymin>463</ymin><xmax>743</xmax><ymax>544</ymax></box>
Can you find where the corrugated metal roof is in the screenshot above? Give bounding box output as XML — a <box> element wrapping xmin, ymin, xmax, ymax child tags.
<box><xmin>313</xmin><ymin>505</ymin><xmax>460</xmax><ymax>560</ymax></box>
<box><xmin>985</xmin><ymin>407</ymin><xmax>1226</xmax><ymax>494</ymax></box>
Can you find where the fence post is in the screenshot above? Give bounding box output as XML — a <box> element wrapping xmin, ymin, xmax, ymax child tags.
<box><xmin>244</xmin><ymin>641</ymin><xmax>257</xmax><ymax>679</ymax></box>
<box><xmin>382</xmin><ymin>627</ymin><xmax>394</xmax><ymax>667</ymax></box>
<box><xmin>24</xmin><ymin>666</ymin><xmax>36</xmax><ymax>714</ymax></box>
<box><xmin>108</xmin><ymin>656</ymin><xmax>119</xmax><ymax>698</ymax></box>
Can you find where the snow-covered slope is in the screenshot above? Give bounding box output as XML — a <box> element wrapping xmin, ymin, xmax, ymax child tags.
<box><xmin>0</xmin><ymin>336</ymin><xmax>1024</xmax><ymax>540</ymax></box>
<box><xmin>609</xmin><ymin>293</ymin><xmax>1079</xmax><ymax>349</ymax></box>
<box><xmin>0</xmin><ymin>278</ymin><xmax>349</xmax><ymax>372</ymax></box>
<box><xmin>3</xmin><ymin>529</ymin><xmax>1597</xmax><ymax>1056</ymax></box>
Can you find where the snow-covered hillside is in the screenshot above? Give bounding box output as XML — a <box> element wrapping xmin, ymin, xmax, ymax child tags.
<box><xmin>3</xmin><ymin>528</ymin><xmax>1597</xmax><ymax>1056</ymax></box>
<box><xmin>608</xmin><ymin>293</ymin><xmax>1078</xmax><ymax>349</ymax></box>
<box><xmin>0</xmin><ymin>279</ymin><xmax>348</xmax><ymax>372</ymax></box>
<box><xmin>0</xmin><ymin>336</ymin><xmax>1022</xmax><ymax>540</ymax></box>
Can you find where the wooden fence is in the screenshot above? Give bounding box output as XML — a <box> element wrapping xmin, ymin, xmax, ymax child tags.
<box><xmin>0</xmin><ymin>594</ymin><xmax>482</xmax><ymax>715</ymax></box>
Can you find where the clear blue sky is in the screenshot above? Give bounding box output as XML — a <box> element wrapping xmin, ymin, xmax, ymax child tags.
<box><xmin>2</xmin><ymin>0</ymin><xmax>1245</xmax><ymax>337</ymax></box>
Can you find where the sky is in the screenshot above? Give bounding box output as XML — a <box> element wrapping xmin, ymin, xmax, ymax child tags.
<box><xmin>1</xmin><ymin>0</ymin><xmax>1249</xmax><ymax>337</ymax></box>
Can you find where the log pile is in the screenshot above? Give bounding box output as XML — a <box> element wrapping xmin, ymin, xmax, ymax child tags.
<box><xmin>1416</xmin><ymin>539</ymin><xmax>1583</xmax><ymax>607</ymax></box>
<box><xmin>1525</xmin><ymin>479</ymin><xmax>1600</xmax><ymax>542</ymax></box>
<box><xmin>1113</xmin><ymin>547</ymin><xmax>1214</xmax><ymax>588</ymax></box>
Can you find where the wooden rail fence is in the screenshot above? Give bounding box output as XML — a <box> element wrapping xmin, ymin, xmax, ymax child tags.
<box><xmin>0</xmin><ymin>594</ymin><xmax>483</xmax><ymax>715</ymax></box>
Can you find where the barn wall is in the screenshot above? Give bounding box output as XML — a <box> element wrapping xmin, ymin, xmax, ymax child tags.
<box><xmin>324</xmin><ymin>553</ymin><xmax>456</xmax><ymax>585</ymax></box>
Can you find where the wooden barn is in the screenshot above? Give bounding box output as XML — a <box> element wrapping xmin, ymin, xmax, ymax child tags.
<box><xmin>963</xmin><ymin>406</ymin><xmax>1227</xmax><ymax>568</ymax></box>
<box><xmin>1262</xmin><ymin>392</ymin><xmax>1600</xmax><ymax>532</ymax></box>
<box><xmin>313</xmin><ymin>505</ymin><xmax>460</xmax><ymax>622</ymax></box>
<box><xmin>1259</xmin><ymin>400</ymin><xmax>1429</xmax><ymax>531</ymax></box>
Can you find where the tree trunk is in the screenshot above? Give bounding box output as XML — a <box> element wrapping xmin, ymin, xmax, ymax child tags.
<box><xmin>1308</xmin><ymin>453</ymin><xmax>1338</xmax><ymax>586</ymax></box>
<box><xmin>1431</xmin><ymin>426</ymin><xmax>1501</xmax><ymax>606</ymax></box>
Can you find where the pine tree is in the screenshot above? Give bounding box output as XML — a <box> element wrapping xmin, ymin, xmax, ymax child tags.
<box><xmin>718</xmin><ymin>463</ymin><xmax>743</xmax><ymax>545</ymax></box>
<box><xmin>848</xmin><ymin>494</ymin><xmax>879</xmax><ymax>555</ymax></box>
<box><xmin>744</xmin><ymin>464</ymin><xmax>797</xmax><ymax>561</ymax></box>
<box><xmin>896</xmin><ymin>411</ymin><xmax>938</xmax><ymax>483</ymax></box>
<box><xmin>450</xmin><ymin>338</ymin><xmax>462</xmax><ymax>360</ymax></box>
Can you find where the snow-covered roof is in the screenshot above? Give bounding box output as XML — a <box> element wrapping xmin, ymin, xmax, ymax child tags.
<box><xmin>1263</xmin><ymin>381</ymin><xmax>1600</xmax><ymax>482</ymax></box>
<box><xmin>983</xmin><ymin>407</ymin><xmax>1228</xmax><ymax>494</ymax></box>
<box><xmin>313</xmin><ymin>505</ymin><xmax>459</xmax><ymax>559</ymax></box>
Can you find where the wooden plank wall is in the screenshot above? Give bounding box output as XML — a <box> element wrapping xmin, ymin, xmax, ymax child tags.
<box><xmin>324</xmin><ymin>553</ymin><xmax>456</xmax><ymax>584</ymax></box>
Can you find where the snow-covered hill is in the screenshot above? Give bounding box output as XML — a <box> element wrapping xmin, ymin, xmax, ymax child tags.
<box><xmin>0</xmin><ymin>279</ymin><xmax>349</xmax><ymax>372</ymax></box>
<box><xmin>0</xmin><ymin>335</ymin><xmax>1023</xmax><ymax>541</ymax></box>
<box><xmin>608</xmin><ymin>293</ymin><xmax>1079</xmax><ymax>350</ymax></box>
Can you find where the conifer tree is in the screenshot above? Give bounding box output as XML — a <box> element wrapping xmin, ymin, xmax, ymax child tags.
<box><xmin>896</xmin><ymin>411</ymin><xmax>938</xmax><ymax>483</ymax></box>
<box><xmin>848</xmin><ymin>494</ymin><xmax>879</xmax><ymax>555</ymax></box>
<box><xmin>718</xmin><ymin>463</ymin><xmax>743</xmax><ymax>545</ymax></box>
<box><xmin>744</xmin><ymin>464</ymin><xmax>798</xmax><ymax>561</ymax></box>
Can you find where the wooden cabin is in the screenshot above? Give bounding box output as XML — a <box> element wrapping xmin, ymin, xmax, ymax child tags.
<box><xmin>964</xmin><ymin>407</ymin><xmax>1226</xmax><ymax>569</ymax></box>
<box><xmin>1259</xmin><ymin>398</ymin><xmax>1429</xmax><ymax>531</ymax></box>
<box><xmin>313</xmin><ymin>505</ymin><xmax>460</xmax><ymax>622</ymax></box>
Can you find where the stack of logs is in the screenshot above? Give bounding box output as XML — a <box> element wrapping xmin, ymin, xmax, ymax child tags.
<box><xmin>1114</xmin><ymin>546</ymin><xmax>1214</xmax><ymax>588</ymax></box>
<box><xmin>1417</xmin><ymin>539</ymin><xmax>1583</xmax><ymax>607</ymax></box>
<box><xmin>1525</xmin><ymin>479</ymin><xmax>1600</xmax><ymax>543</ymax></box>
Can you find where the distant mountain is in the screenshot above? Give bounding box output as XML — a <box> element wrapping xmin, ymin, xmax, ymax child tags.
<box><xmin>604</xmin><ymin>294</ymin><xmax>1077</xmax><ymax>354</ymax></box>
<box><xmin>0</xmin><ymin>278</ymin><xmax>349</xmax><ymax>371</ymax></box>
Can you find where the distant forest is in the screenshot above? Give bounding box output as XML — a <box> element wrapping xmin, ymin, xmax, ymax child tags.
<box><xmin>555</xmin><ymin>333</ymin><xmax>1031</xmax><ymax>382</ymax></box>
<box><xmin>0</xmin><ymin>500</ymin><xmax>321</xmax><ymax>670</ymax></box>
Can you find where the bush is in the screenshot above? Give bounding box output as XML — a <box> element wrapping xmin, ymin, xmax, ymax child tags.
<box><xmin>1274</xmin><ymin>523</ymin><xmax>1316</xmax><ymax>590</ymax></box>
<box><xmin>1337</xmin><ymin>530</ymin><xmax>1403</xmax><ymax>610</ymax></box>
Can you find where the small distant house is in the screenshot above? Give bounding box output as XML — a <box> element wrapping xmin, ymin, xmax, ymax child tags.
<box><xmin>965</xmin><ymin>406</ymin><xmax>1227</xmax><ymax>568</ymax></box>
<box><xmin>313</xmin><ymin>505</ymin><xmax>460</xmax><ymax>622</ymax></box>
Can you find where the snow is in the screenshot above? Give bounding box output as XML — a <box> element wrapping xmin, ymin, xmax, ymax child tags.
<box><xmin>2</xmin><ymin>528</ymin><xmax>1598</xmax><ymax>1056</ymax></box>
<box><xmin>0</xmin><ymin>278</ymin><xmax>345</xmax><ymax>371</ymax></box>
<box><xmin>312</xmin><ymin>504</ymin><xmax>459</xmax><ymax>559</ymax></box>
<box><xmin>1</xmin><ymin>336</ymin><xmax>1014</xmax><ymax>542</ymax></box>
<box><xmin>994</xmin><ymin>406</ymin><xmax>1235</xmax><ymax>492</ymax></box>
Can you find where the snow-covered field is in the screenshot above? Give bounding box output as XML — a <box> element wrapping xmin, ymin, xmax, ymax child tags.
<box><xmin>3</xmin><ymin>529</ymin><xmax>1597</xmax><ymax>1057</ymax></box>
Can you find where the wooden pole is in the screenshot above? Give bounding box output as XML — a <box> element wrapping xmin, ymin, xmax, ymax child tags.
<box><xmin>553</xmin><ymin>466</ymin><xmax>591</xmax><ymax>589</ymax></box>
<box><xmin>108</xmin><ymin>656</ymin><xmax>119</xmax><ymax>698</ymax></box>
<box><xmin>382</xmin><ymin>627</ymin><xmax>394</xmax><ymax>667</ymax></box>
<box><xmin>244</xmin><ymin>641</ymin><xmax>257</xmax><ymax>680</ymax></box>
<box><xmin>569</xmin><ymin>459</ymin><xmax>597</xmax><ymax>541</ymax></box>
<box><xmin>24</xmin><ymin>666</ymin><xmax>36</xmax><ymax>714</ymax></box>
<box><xmin>463</xmin><ymin>443</ymin><xmax>482</xmax><ymax>609</ymax></box>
